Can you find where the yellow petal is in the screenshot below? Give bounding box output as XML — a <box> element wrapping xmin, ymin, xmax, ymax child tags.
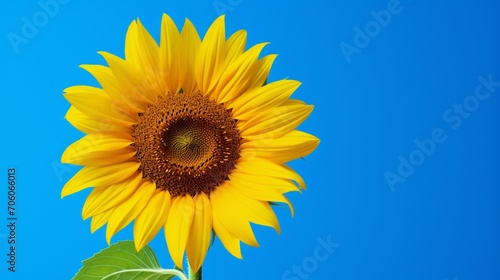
<box><xmin>246</xmin><ymin>54</ymin><xmax>277</xmax><ymax>90</ymax></box>
<box><xmin>210</xmin><ymin>185</ymin><xmax>259</xmax><ymax>247</ymax></box>
<box><xmin>239</xmin><ymin>103</ymin><xmax>313</xmax><ymax>140</ymax></box>
<box><xmin>65</xmin><ymin>105</ymin><xmax>98</xmax><ymax>134</ymax></box>
<box><xmin>220</xmin><ymin>182</ymin><xmax>280</xmax><ymax>233</ymax></box>
<box><xmin>123</xmin><ymin>18</ymin><xmax>164</xmax><ymax>99</ymax></box>
<box><xmin>136</xmin><ymin>19</ymin><xmax>160</xmax><ymax>70</ymax></box>
<box><xmin>181</xmin><ymin>18</ymin><xmax>201</xmax><ymax>94</ymax></box>
<box><xmin>231</xmin><ymin>167</ymin><xmax>300</xmax><ymax>194</ymax></box>
<box><xmin>159</xmin><ymin>13</ymin><xmax>186</xmax><ymax>94</ymax></box>
<box><xmin>82</xmin><ymin>171</ymin><xmax>143</xmax><ymax>219</ymax></box>
<box><xmin>134</xmin><ymin>190</ymin><xmax>171</xmax><ymax>251</ymax></box>
<box><xmin>79</xmin><ymin>65</ymin><xmax>145</xmax><ymax>118</ymax></box>
<box><xmin>61</xmin><ymin>162</ymin><xmax>140</xmax><ymax>198</ymax></box>
<box><xmin>286</xmin><ymin>99</ymin><xmax>306</xmax><ymax>105</ymax></box>
<box><xmin>224</xmin><ymin>30</ymin><xmax>247</xmax><ymax>67</ymax></box>
<box><xmin>106</xmin><ymin>180</ymin><xmax>156</xmax><ymax>244</ymax></box>
<box><xmin>90</xmin><ymin>208</ymin><xmax>113</xmax><ymax>233</ymax></box>
<box><xmin>165</xmin><ymin>195</ymin><xmax>195</xmax><ymax>269</ymax></box>
<box><xmin>65</xmin><ymin>106</ymin><xmax>131</xmax><ymax>134</ymax></box>
<box><xmin>229</xmin><ymin>172</ymin><xmax>295</xmax><ymax>216</ymax></box>
<box><xmin>231</xmin><ymin>79</ymin><xmax>301</xmax><ymax>120</ymax></box>
<box><xmin>240</xmin><ymin>130</ymin><xmax>319</xmax><ymax>163</ymax></box>
<box><xmin>212</xmin><ymin>212</ymin><xmax>242</xmax><ymax>259</ymax></box>
<box><xmin>235</xmin><ymin>157</ymin><xmax>305</xmax><ymax>189</ymax></box>
<box><xmin>61</xmin><ymin>133</ymin><xmax>134</xmax><ymax>166</ymax></box>
<box><xmin>98</xmin><ymin>51</ymin><xmax>155</xmax><ymax>105</ymax></box>
<box><xmin>125</xmin><ymin>20</ymin><xmax>140</xmax><ymax>68</ymax></box>
<box><xmin>136</xmin><ymin>19</ymin><xmax>164</xmax><ymax>99</ymax></box>
<box><xmin>214</xmin><ymin>42</ymin><xmax>268</xmax><ymax>104</ymax></box>
<box><xmin>195</xmin><ymin>15</ymin><xmax>226</xmax><ymax>95</ymax></box>
<box><xmin>63</xmin><ymin>85</ymin><xmax>136</xmax><ymax>126</ymax></box>
<box><xmin>186</xmin><ymin>193</ymin><xmax>213</xmax><ymax>273</ymax></box>
<box><xmin>64</xmin><ymin>147</ymin><xmax>135</xmax><ymax>167</ymax></box>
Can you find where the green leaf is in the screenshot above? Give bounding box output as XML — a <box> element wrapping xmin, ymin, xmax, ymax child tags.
<box><xmin>73</xmin><ymin>241</ymin><xmax>185</xmax><ymax>280</ymax></box>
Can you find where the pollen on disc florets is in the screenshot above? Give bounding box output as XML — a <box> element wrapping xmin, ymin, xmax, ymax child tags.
<box><xmin>132</xmin><ymin>92</ymin><xmax>242</xmax><ymax>197</ymax></box>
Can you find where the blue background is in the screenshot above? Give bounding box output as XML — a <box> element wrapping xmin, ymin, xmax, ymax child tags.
<box><xmin>1</xmin><ymin>0</ymin><xmax>499</xmax><ymax>279</ymax></box>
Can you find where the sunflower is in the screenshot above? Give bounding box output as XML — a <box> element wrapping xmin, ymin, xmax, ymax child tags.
<box><xmin>61</xmin><ymin>14</ymin><xmax>319</xmax><ymax>273</ymax></box>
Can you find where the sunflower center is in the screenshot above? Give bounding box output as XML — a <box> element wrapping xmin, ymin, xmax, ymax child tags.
<box><xmin>133</xmin><ymin>92</ymin><xmax>241</xmax><ymax>197</ymax></box>
<box><xmin>163</xmin><ymin>118</ymin><xmax>216</xmax><ymax>167</ymax></box>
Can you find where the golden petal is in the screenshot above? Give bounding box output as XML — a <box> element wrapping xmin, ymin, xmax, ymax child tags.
<box><xmin>195</xmin><ymin>15</ymin><xmax>226</xmax><ymax>95</ymax></box>
<box><xmin>231</xmin><ymin>79</ymin><xmax>301</xmax><ymax>120</ymax></box>
<box><xmin>90</xmin><ymin>208</ymin><xmax>113</xmax><ymax>233</ymax></box>
<box><xmin>82</xmin><ymin>171</ymin><xmax>143</xmax><ymax>219</ymax></box>
<box><xmin>165</xmin><ymin>195</ymin><xmax>195</xmax><ymax>269</ymax></box>
<box><xmin>239</xmin><ymin>103</ymin><xmax>314</xmax><ymax>140</ymax></box>
<box><xmin>159</xmin><ymin>13</ymin><xmax>186</xmax><ymax>95</ymax></box>
<box><xmin>240</xmin><ymin>130</ymin><xmax>319</xmax><ymax>163</ymax></box>
<box><xmin>105</xmin><ymin>180</ymin><xmax>156</xmax><ymax>244</ymax></box>
<box><xmin>63</xmin><ymin>85</ymin><xmax>136</xmax><ymax>126</ymax></box>
<box><xmin>134</xmin><ymin>189</ymin><xmax>171</xmax><ymax>251</ymax></box>
<box><xmin>213</xmin><ymin>42</ymin><xmax>268</xmax><ymax>104</ymax></box>
<box><xmin>181</xmin><ymin>18</ymin><xmax>202</xmax><ymax>94</ymax></box>
<box><xmin>210</xmin><ymin>185</ymin><xmax>260</xmax><ymax>247</ymax></box>
<box><xmin>224</xmin><ymin>30</ymin><xmax>247</xmax><ymax>67</ymax></box>
<box><xmin>186</xmin><ymin>193</ymin><xmax>213</xmax><ymax>273</ymax></box>
<box><xmin>61</xmin><ymin>133</ymin><xmax>135</xmax><ymax>166</ymax></box>
<box><xmin>235</xmin><ymin>157</ymin><xmax>306</xmax><ymax>189</ymax></box>
<box><xmin>65</xmin><ymin>106</ymin><xmax>131</xmax><ymax>134</ymax></box>
<box><xmin>61</xmin><ymin>162</ymin><xmax>140</xmax><ymax>198</ymax></box>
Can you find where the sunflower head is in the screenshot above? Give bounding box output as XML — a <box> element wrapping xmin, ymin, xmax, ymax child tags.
<box><xmin>61</xmin><ymin>14</ymin><xmax>319</xmax><ymax>272</ymax></box>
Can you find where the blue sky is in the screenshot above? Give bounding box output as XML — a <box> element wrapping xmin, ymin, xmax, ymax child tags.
<box><xmin>1</xmin><ymin>1</ymin><xmax>499</xmax><ymax>279</ymax></box>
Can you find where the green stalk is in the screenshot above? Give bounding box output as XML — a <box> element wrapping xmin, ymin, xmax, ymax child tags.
<box><xmin>188</xmin><ymin>264</ymin><xmax>202</xmax><ymax>280</ymax></box>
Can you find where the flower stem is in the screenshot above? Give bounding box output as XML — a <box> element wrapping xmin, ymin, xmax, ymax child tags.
<box><xmin>188</xmin><ymin>265</ymin><xmax>202</xmax><ymax>280</ymax></box>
